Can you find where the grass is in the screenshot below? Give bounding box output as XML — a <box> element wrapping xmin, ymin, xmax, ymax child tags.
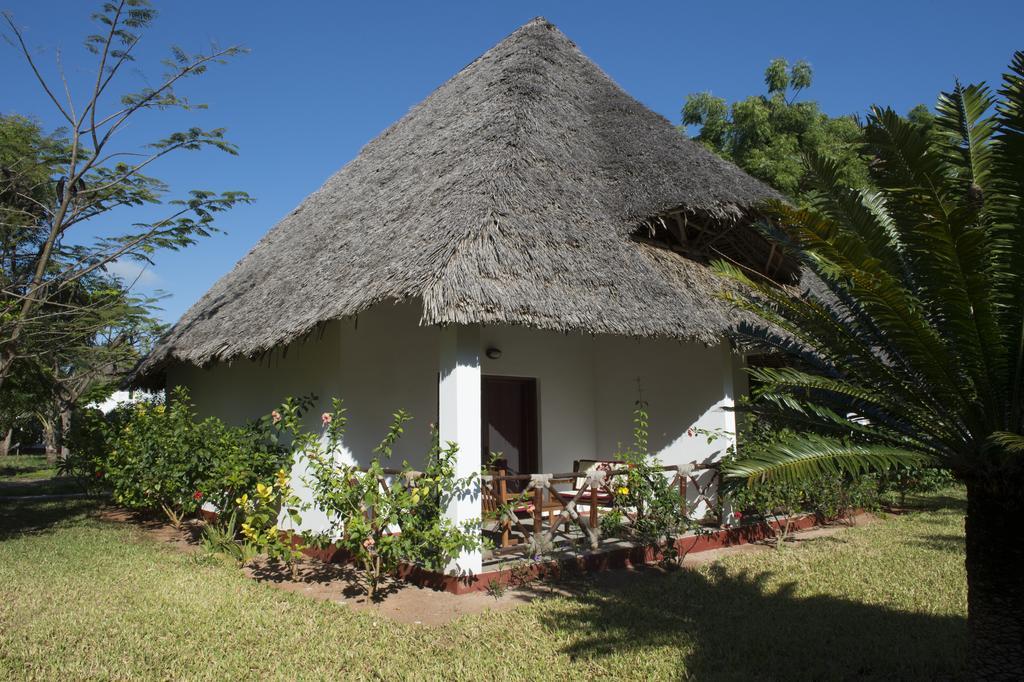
<box><xmin>0</xmin><ymin>454</ymin><xmax>56</xmax><ymax>480</ymax></box>
<box><xmin>0</xmin><ymin>485</ymin><xmax>967</xmax><ymax>680</ymax></box>
<box><xmin>0</xmin><ymin>455</ymin><xmax>88</xmax><ymax>497</ymax></box>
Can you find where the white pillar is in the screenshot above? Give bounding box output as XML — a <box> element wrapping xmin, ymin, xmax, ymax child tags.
<box><xmin>438</xmin><ymin>324</ymin><xmax>483</xmax><ymax>575</ymax></box>
<box><xmin>721</xmin><ymin>341</ymin><xmax>739</xmax><ymax>454</ymax></box>
<box><xmin>704</xmin><ymin>341</ymin><xmax>741</xmax><ymax>521</ymax></box>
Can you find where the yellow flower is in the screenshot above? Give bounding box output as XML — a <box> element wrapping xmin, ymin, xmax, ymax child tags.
<box><xmin>410</xmin><ymin>492</ymin><xmax>421</xmax><ymax>505</ymax></box>
<box><xmin>617</xmin><ymin>486</ymin><xmax>629</xmax><ymax>496</ymax></box>
<box><xmin>235</xmin><ymin>494</ymin><xmax>249</xmax><ymax>507</ymax></box>
<box><xmin>256</xmin><ymin>483</ymin><xmax>272</xmax><ymax>499</ymax></box>
<box><xmin>275</xmin><ymin>469</ymin><xmax>289</xmax><ymax>489</ymax></box>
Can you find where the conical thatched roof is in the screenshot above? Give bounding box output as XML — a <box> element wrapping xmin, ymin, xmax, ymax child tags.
<box><xmin>136</xmin><ymin>17</ymin><xmax>782</xmax><ymax>380</ymax></box>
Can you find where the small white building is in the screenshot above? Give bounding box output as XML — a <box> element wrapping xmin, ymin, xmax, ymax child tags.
<box><xmin>134</xmin><ymin>18</ymin><xmax>794</xmax><ymax>573</ymax></box>
<box><xmin>92</xmin><ymin>389</ymin><xmax>160</xmax><ymax>414</ymax></box>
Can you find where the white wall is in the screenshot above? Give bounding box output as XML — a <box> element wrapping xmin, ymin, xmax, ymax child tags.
<box><xmin>480</xmin><ymin>326</ymin><xmax>738</xmax><ymax>473</ymax></box>
<box><xmin>595</xmin><ymin>337</ymin><xmax>740</xmax><ymax>468</ymax></box>
<box><xmin>91</xmin><ymin>389</ymin><xmax>161</xmax><ymax>414</ymax></box>
<box><xmin>169</xmin><ymin>300</ymin><xmax>742</xmax><ymax>530</ymax></box>
<box><xmin>168</xmin><ymin>302</ymin><xmax>439</xmax><ymax>468</ymax></box>
<box><xmin>480</xmin><ymin>325</ymin><xmax>597</xmax><ymax>472</ymax></box>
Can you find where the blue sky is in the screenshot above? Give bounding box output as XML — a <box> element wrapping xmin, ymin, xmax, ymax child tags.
<box><xmin>5</xmin><ymin>1</ymin><xmax>1023</xmax><ymax>323</ymax></box>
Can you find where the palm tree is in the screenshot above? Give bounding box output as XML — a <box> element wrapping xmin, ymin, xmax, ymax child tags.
<box><xmin>717</xmin><ymin>53</ymin><xmax>1024</xmax><ymax>678</ymax></box>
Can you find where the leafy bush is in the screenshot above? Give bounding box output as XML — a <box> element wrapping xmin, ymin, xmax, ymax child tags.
<box><xmin>802</xmin><ymin>473</ymin><xmax>881</xmax><ymax>519</ymax></box>
<box><xmin>304</xmin><ymin>402</ymin><xmax>484</xmax><ymax>599</ymax></box>
<box><xmin>62</xmin><ymin>404</ymin><xmax>133</xmax><ymax>485</ymax></box>
<box><xmin>67</xmin><ymin>387</ymin><xmax>291</xmax><ymax>524</ymax></box>
<box><xmin>196</xmin><ymin>397</ymin><xmax>317</xmax><ymax>576</ymax></box>
<box><xmin>198</xmin><ymin>508</ymin><xmax>260</xmax><ymax>567</ymax></box>
<box><xmin>723</xmin><ymin>465</ymin><xmax>883</xmax><ymax>546</ymax></box>
<box><xmin>876</xmin><ymin>465</ymin><xmax>958</xmax><ymax>506</ymax></box>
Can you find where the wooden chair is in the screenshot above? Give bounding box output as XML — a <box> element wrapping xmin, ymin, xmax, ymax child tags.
<box><xmin>483</xmin><ymin>468</ymin><xmax>565</xmax><ymax>548</ymax></box>
<box><xmin>482</xmin><ymin>468</ymin><xmax>516</xmax><ymax>548</ymax></box>
<box><xmin>554</xmin><ymin>460</ymin><xmax>622</xmax><ymax>503</ymax></box>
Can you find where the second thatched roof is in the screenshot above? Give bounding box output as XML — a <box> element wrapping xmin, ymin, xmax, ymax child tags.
<box><xmin>137</xmin><ymin>17</ymin><xmax>782</xmax><ymax>379</ymax></box>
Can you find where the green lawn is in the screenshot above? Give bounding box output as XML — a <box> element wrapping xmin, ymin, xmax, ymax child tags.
<box><xmin>0</xmin><ymin>454</ymin><xmax>56</xmax><ymax>480</ymax></box>
<box><xmin>0</xmin><ymin>483</ymin><xmax>967</xmax><ymax>680</ymax></box>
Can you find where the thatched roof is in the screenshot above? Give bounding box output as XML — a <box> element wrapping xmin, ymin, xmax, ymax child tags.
<box><xmin>136</xmin><ymin>17</ymin><xmax>782</xmax><ymax>381</ymax></box>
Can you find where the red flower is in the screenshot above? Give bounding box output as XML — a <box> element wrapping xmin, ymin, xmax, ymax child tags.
<box><xmin>193</xmin><ymin>490</ymin><xmax>203</xmax><ymax>501</ymax></box>
<box><xmin>734</xmin><ymin>512</ymin><xmax>743</xmax><ymax>520</ymax></box>
<box><xmin>271</xmin><ymin>410</ymin><xmax>282</xmax><ymax>424</ymax></box>
<box><xmin>687</xmin><ymin>427</ymin><xmax>695</xmax><ymax>438</ymax></box>
<box><xmin>321</xmin><ymin>412</ymin><xmax>333</xmax><ymax>427</ymax></box>
<box><xmin>95</xmin><ymin>471</ymin><xmax>103</xmax><ymax>478</ymax></box>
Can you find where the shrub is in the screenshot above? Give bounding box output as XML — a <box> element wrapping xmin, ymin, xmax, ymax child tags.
<box><xmin>876</xmin><ymin>465</ymin><xmax>958</xmax><ymax>506</ymax></box>
<box><xmin>802</xmin><ymin>472</ymin><xmax>881</xmax><ymax>520</ymax></box>
<box><xmin>71</xmin><ymin>387</ymin><xmax>292</xmax><ymax>524</ymax></box>
<box><xmin>199</xmin><ymin>509</ymin><xmax>260</xmax><ymax>567</ymax></box>
<box><xmin>723</xmin><ymin>474</ymin><xmax>806</xmax><ymax>547</ymax></box>
<box><xmin>719</xmin><ymin>420</ymin><xmax>887</xmax><ymax>545</ymax></box>
<box><xmin>62</xmin><ymin>404</ymin><xmax>133</xmax><ymax>486</ymax></box>
<box><xmin>722</xmin><ymin>466</ymin><xmax>883</xmax><ymax>546</ymax></box>
<box><xmin>193</xmin><ymin>396</ymin><xmax>318</xmax><ymax>576</ymax></box>
<box><xmin>304</xmin><ymin>402</ymin><xmax>484</xmax><ymax>599</ymax></box>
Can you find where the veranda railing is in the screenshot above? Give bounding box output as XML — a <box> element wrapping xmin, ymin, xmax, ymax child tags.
<box><xmin>327</xmin><ymin>460</ymin><xmax>720</xmax><ymax>554</ymax></box>
<box><xmin>481</xmin><ymin>461</ymin><xmax>720</xmax><ymax>552</ymax></box>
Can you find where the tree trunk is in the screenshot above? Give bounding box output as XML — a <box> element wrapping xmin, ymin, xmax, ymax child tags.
<box><xmin>43</xmin><ymin>418</ymin><xmax>58</xmax><ymax>465</ymax></box>
<box><xmin>965</xmin><ymin>480</ymin><xmax>1024</xmax><ymax>679</ymax></box>
<box><xmin>59</xmin><ymin>405</ymin><xmax>72</xmax><ymax>460</ymax></box>
<box><xmin>0</xmin><ymin>428</ymin><xmax>12</xmax><ymax>457</ymax></box>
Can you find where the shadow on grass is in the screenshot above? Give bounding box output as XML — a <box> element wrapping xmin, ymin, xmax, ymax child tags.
<box><xmin>248</xmin><ymin>559</ymin><xmax>404</xmax><ymax>601</ymax></box>
<box><xmin>0</xmin><ymin>495</ymin><xmax>99</xmax><ymax>540</ymax></box>
<box><xmin>0</xmin><ymin>476</ymin><xmax>89</xmax><ymax>498</ymax></box>
<box><xmin>912</xmin><ymin>533</ymin><xmax>966</xmax><ymax>552</ymax></box>
<box><xmin>537</xmin><ymin>564</ymin><xmax>966</xmax><ymax>680</ymax></box>
<box><xmin>892</xmin><ymin>490</ymin><xmax>968</xmax><ymax>514</ymax></box>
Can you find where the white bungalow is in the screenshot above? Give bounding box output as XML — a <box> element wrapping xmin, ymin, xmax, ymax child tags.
<box><xmin>135</xmin><ymin>19</ymin><xmax>793</xmax><ymax>573</ymax></box>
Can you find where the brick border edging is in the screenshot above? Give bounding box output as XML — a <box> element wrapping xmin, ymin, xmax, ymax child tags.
<box><xmin>263</xmin><ymin>510</ymin><xmax>859</xmax><ymax>595</ymax></box>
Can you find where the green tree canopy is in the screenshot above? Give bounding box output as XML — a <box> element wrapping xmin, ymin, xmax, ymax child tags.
<box><xmin>682</xmin><ymin>58</ymin><xmax>871</xmax><ymax>202</ymax></box>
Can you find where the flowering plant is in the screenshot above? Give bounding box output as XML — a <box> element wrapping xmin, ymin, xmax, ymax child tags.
<box><xmin>600</xmin><ymin>401</ymin><xmax>695</xmax><ymax>552</ymax></box>
<box><xmin>231</xmin><ymin>467</ymin><xmax>306</xmax><ymax>578</ymax></box>
<box><xmin>305</xmin><ymin>406</ymin><xmax>484</xmax><ymax>599</ymax></box>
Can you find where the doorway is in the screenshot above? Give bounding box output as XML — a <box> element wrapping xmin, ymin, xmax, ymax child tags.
<box><xmin>481</xmin><ymin>376</ymin><xmax>539</xmax><ymax>475</ymax></box>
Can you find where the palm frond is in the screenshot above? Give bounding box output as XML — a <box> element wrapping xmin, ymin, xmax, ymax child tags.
<box><xmin>993</xmin><ymin>52</ymin><xmax>1024</xmax><ymax>430</ymax></box>
<box><xmin>866</xmin><ymin>104</ymin><xmax>1004</xmax><ymax>423</ymax></box>
<box><xmin>724</xmin><ymin>434</ymin><xmax>932</xmax><ymax>485</ymax></box>
<box><xmin>935</xmin><ymin>80</ymin><xmax>996</xmax><ymax>194</ymax></box>
<box><xmin>988</xmin><ymin>431</ymin><xmax>1024</xmax><ymax>453</ymax></box>
<box><xmin>802</xmin><ymin>152</ymin><xmax>906</xmax><ymax>280</ymax></box>
<box><xmin>721</xmin><ymin>54</ymin><xmax>1024</xmax><ymax>489</ymax></box>
<box><xmin>717</xmin><ymin>254</ymin><xmax>975</xmax><ymax>430</ymax></box>
<box><xmin>746</xmin><ymin>365</ymin><xmax>962</xmax><ymax>445</ymax></box>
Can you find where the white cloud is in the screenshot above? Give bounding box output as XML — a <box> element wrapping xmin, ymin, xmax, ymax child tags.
<box><xmin>105</xmin><ymin>259</ymin><xmax>160</xmax><ymax>287</ymax></box>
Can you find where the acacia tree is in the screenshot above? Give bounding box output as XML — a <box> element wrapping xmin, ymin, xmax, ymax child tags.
<box><xmin>682</xmin><ymin>58</ymin><xmax>871</xmax><ymax>203</ymax></box>
<box><xmin>0</xmin><ymin>0</ymin><xmax>251</xmax><ymax>394</ymax></box>
<box><xmin>719</xmin><ymin>55</ymin><xmax>1024</xmax><ymax>676</ymax></box>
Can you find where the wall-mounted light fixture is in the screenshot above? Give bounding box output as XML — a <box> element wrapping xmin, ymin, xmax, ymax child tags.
<box><xmin>486</xmin><ymin>347</ymin><xmax>502</xmax><ymax>360</ymax></box>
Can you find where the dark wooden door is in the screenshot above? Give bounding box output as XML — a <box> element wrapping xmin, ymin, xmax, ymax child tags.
<box><xmin>481</xmin><ymin>376</ymin><xmax>538</xmax><ymax>474</ymax></box>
